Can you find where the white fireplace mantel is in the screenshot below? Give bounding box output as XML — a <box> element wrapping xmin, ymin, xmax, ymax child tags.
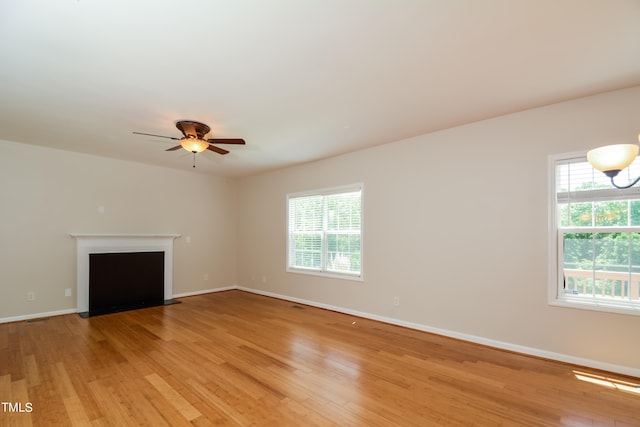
<box><xmin>70</xmin><ymin>234</ymin><xmax>180</xmax><ymax>313</ymax></box>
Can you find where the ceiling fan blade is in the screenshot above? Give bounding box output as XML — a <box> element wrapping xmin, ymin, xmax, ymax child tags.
<box><xmin>133</xmin><ymin>132</ymin><xmax>180</xmax><ymax>140</ymax></box>
<box><xmin>165</xmin><ymin>145</ymin><xmax>183</xmax><ymax>151</ymax></box>
<box><xmin>206</xmin><ymin>145</ymin><xmax>229</xmax><ymax>155</ymax></box>
<box><xmin>206</xmin><ymin>138</ymin><xmax>246</xmax><ymax>145</ymax></box>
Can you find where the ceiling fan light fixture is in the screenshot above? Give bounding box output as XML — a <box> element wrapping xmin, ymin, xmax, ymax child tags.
<box><xmin>587</xmin><ymin>143</ymin><xmax>639</xmax><ymax>175</ymax></box>
<box><xmin>586</xmin><ymin>134</ymin><xmax>640</xmax><ymax>189</ymax></box>
<box><xmin>180</xmin><ymin>137</ymin><xmax>208</xmax><ymax>153</ymax></box>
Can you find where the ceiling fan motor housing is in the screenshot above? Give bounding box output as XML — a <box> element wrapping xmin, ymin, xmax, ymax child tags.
<box><xmin>176</xmin><ymin>120</ymin><xmax>211</xmax><ymax>139</ymax></box>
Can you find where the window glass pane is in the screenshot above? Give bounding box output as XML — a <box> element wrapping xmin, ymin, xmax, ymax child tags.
<box><xmin>563</xmin><ymin>233</ymin><xmax>593</xmax><ymax>271</ymax></box>
<box><xmin>631</xmin><ymin>234</ymin><xmax>640</xmax><ymax>269</ymax></box>
<box><xmin>291</xmin><ymin>195</ymin><xmax>323</xmax><ymax>231</ymax></box>
<box><xmin>594</xmin><ymin>201</ymin><xmax>628</xmax><ymax>226</ymax></box>
<box><xmin>326</xmin><ymin>233</ymin><xmax>361</xmax><ymax>273</ymax></box>
<box><xmin>556</xmin><ymin>161</ymin><xmax>598</xmax><ymax>193</ymax></box>
<box><xmin>293</xmin><ymin>234</ymin><xmax>321</xmax><ymax>269</ymax></box>
<box><xmin>558</xmin><ymin>203</ymin><xmax>569</xmax><ymax>227</ymax></box>
<box><xmin>630</xmin><ymin>200</ymin><xmax>640</xmax><ymax>226</ymax></box>
<box><xmin>593</xmin><ymin>233</ymin><xmax>622</xmax><ymax>298</ymax></box>
<box><xmin>567</xmin><ymin>202</ymin><xmax>593</xmax><ymax>227</ymax></box>
<box><xmin>327</xmin><ymin>191</ymin><xmax>361</xmax><ymax>231</ymax></box>
<box><xmin>562</xmin><ymin>232</ymin><xmax>640</xmax><ymax>301</ymax></box>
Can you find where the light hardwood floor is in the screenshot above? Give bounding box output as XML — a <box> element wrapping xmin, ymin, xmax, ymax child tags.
<box><xmin>1</xmin><ymin>290</ymin><xmax>639</xmax><ymax>426</ymax></box>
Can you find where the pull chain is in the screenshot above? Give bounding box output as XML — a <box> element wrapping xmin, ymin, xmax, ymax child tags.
<box><xmin>192</xmin><ymin>152</ymin><xmax>196</xmax><ymax>168</ymax></box>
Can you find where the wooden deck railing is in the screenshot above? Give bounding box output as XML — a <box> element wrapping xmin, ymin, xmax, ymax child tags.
<box><xmin>563</xmin><ymin>269</ymin><xmax>640</xmax><ymax>300</ymax></box>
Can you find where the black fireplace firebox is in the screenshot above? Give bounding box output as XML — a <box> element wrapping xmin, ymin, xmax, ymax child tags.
<box><xmin>88</xmin><ymin>251</ymin><xmax>165</xmax><ymax>316</ymax></box>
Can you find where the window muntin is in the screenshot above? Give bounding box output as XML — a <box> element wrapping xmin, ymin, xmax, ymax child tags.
<box><xmin>552</xmin><ymin>154</ymin><xmax>640</xmax><ymax>314</ymax></box>
<box><xmin>287</xmin><ymin>185</ymin><xmax>362</xmax><ymax>279</ymax></box>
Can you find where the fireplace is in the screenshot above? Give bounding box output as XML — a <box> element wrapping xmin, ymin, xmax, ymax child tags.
<box><xmin>89</xmin><ymin>251</ymin><xmax>165</xmax><ymax>316</ymax></box>
<box><xmin>71</xmin><ymin>234</ymin><xmax>180</xmax><ymax>317</ymax></box>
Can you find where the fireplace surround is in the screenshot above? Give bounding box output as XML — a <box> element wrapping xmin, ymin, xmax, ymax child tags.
<box><xmin>70</xmin><ymin>234</ymin><xmax>180</xmax><ymax>316</ymax></box>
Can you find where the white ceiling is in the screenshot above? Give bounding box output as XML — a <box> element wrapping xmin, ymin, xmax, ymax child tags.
<box><xmin>1</xmin><ymin>1</ymin><xmax>640</xmax><ymax>178</ymax></box>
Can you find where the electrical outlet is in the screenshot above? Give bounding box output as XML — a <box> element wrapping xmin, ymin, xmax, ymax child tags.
<box><xmin>203</xmin><ymin>273</ymin><xmax>209</xmax><ymax>281</ymax></box>
<box><xmin>393</xmin><ymin>297</ymin><xmax>400</xmax><ymax>306</ymax></box>
<box><xmin>27</xmin><ymin>291</ymin><xmax>36</xmax><ymax>301</ymax></box>
<box><xmin>65</xmin><ymin>288</ymin><xmax>72</xmax><ymax>297</ymax></box>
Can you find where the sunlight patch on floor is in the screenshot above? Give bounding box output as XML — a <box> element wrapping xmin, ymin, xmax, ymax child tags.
<box><xmin>573</xmin><ymin>371</ymin><xmax>640</xmax><ymax>394</ymax></box>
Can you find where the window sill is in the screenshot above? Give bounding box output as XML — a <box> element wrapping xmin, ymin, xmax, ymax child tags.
<box><xmin>550</xmin><ymin>297</ymin><xmax>640</xmax><ymax>317</ymax></box>
<box><xmin>286</xmin><ymin>267</ymin><xmax>363</xmax><ymax>282</ymax></box>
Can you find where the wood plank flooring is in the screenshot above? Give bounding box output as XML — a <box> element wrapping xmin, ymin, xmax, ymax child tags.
<box><xmin>1</xmin><ymin>290</ymin><xmax>639</xmax><ymax>426</ymax></box>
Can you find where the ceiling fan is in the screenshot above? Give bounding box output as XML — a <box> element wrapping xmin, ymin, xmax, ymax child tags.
<box><xmin>133</xmin><ymin>120</ymin><xmax>245</xmax><ymax>167</ymax></box>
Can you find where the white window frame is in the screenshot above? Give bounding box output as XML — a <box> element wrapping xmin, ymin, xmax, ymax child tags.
<box><xmin>548</xmin><ymin>152</ymin><xmax>640</xmax><ymax>316</ymax></box>
<box><xmin>287</xmin><ymin>183</ymin><xmax>363</xmax><ymax>281</ymax></box>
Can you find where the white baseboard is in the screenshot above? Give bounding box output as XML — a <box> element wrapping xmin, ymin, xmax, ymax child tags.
<box><xmin>237</xmin><ymin>286</ymin><xmax>640</xmax><ymax>378</ymax></box>
<box><xmin>0</xmin><ymin>308</ymin><xmax>78</xmax><ymax>324</ymax></box>
<box><xmin>172</xmin><ymin>286</ymin><xmax>236</xmax><ymax>298</ymax></box>
<box><xmin>0</xmin><ymin>286</ymin><xmax>236</xmax><ymax>324</ymax></box>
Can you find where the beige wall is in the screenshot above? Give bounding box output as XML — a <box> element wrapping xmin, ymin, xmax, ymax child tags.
<box><xmin>0</xmin><ymin>141</ymin><xmax>237</xmax><ymax>319</ymax></box>
<box><xmin>236</xmin><ymin>86</ymin><xmax>640</xmax><ymax>372</ymax></box>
